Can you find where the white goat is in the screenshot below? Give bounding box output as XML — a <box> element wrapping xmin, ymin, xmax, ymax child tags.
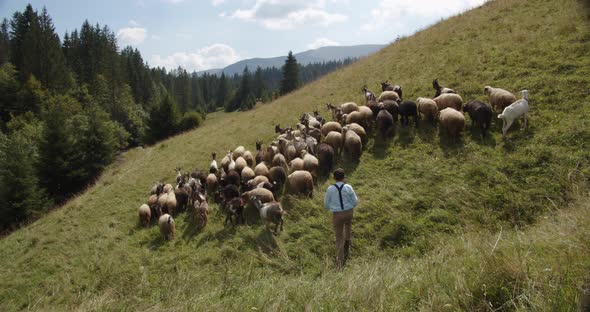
<box><xmin>498</xmin><ymin>90</ymin><xmax>529</xmax><ymax>137</ymax></box>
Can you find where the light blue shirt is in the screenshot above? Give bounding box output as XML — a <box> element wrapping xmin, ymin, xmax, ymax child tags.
<box><xmin>324</xmin><ymin>182</ymin><xmax>358</xmax><ymax>212</ymax></box>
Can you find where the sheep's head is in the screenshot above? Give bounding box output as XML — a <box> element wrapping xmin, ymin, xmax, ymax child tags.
<box><xmin>520</xmin><ymin>89</ymin><xmax>529</xmax><ymax>100</ymax></box>
<box><xmin>156</xmin><ymin>183</ymin><xmax>164</xmax><ymax>196</ymax></box>
<box><xmin>256</xmin><ymin>141</ymin><xmax>262</xmax><ymax>151</ymax></box>
<box><xmin>483</xmin><ymin>86</ymin><xmax>492</xmax><ymax>94</ymax></box>
<box><xmin>212</xmin><ymin>152</ymin><xmax>216</xmax><ymax>160</ymax></box>
<box><xmin>339</xmin><ymin>113</ymin><xmax>348</xmax><ymax>124</ymax></box>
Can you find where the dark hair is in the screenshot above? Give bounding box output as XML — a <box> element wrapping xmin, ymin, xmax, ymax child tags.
<box><xmin>333</xmin><ymin>168</ymin><xmax>345</xmax><ymax>181</ymax></box>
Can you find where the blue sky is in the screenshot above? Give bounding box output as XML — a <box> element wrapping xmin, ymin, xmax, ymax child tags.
<box><xmin>0</xmin><ymin>0</ymin><xmax>486</xmax><ymax>72</ymax></box>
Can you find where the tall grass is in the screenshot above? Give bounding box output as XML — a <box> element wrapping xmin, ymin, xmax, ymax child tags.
<box><xmin>0</xmin><ymin>0</ymin><xmax>589</xmax><ymax>310</ymax></box>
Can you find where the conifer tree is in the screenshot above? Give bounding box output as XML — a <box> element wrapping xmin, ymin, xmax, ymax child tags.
<box><xmin>280</xmin><ymin>51</ymin><xmax>299</xmax><ymax>95</ymax></box>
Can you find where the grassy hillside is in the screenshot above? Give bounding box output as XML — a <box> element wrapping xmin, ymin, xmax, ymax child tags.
<box><xmin>1</xmin><ymin>0</ymin><xmax>589</xmax><ymax>310</ymax></box>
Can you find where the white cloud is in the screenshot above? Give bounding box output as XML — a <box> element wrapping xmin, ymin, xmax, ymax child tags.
<box><xmin>228</xmin><ymin>0</ymin><xmax>348</xmax><ymax>30</ymax></box>
<box><xmin>128</xmin><ymin>19</ymin><xmax>140</xmax><ymax>26</ymax></box>
<box><xmin>117</xmin><ymin>27</ymin><xmax>147</xmax><ymax>46</ymax></box>
<box><xmin>307</xmin><ymin>38</ymin><xmax>340</xmax><ymax>49</ymax></box>
<box><xmin>361</xmin><ymin>0</ymin><xmax>487</xmax><ymax>33</ymax></box>
<box><xmin>212</xmin><ymin>0</ymin><xmax>225</xmax><ymax>6</ymax></box>
<box><xmin>150</xmin><ymin>43</ymin><xmax>241</xmax><ymax>72</ymax></box>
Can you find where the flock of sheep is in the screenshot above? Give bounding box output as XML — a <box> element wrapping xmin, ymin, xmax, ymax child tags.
<box><xmin>137</xmin><ymin>79</ymin><xmax>531</xmax><ymax>240</ymax></box>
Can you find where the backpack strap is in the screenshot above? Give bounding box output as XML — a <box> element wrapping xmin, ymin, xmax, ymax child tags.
<box><xmin>334</xmin><ymin>183</ymin><xmax>345</xmax><ymax>210</ymax></box>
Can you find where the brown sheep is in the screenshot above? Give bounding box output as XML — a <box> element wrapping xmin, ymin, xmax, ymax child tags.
<box><xmin>438</xmin><ymin>107</ymin><xmax>465</xmax><ymax>142</ymax></box>
<box><xmin>163</xmin><ymin>183</ymin><xmax>173</xmax><ymax>193</ymax></box>
<box><xmin>301</xmin><ymin>150</ymin><xmax>319</xmax><ymax>180</ymax></box>
<box><xmin>317</xmin><ymin>143</ymin><xmax>335</xmax><ymax>176</ymax></box>
<box><xmin>232</xmin><ymin>146</ymin><xmax>245</xmax><ymax>160</ymax></box>
<box><xmin>158</xmin><ymin>214</ymin><xmax>175</xmax><ymax>240</ymax></box>
<box><xmin>345</xmin><ymin>123</ymin><xmax>368</xmax><ymax>146</ymax></box>
<box><xmin>324</xmin><ymin>131</ymin><xmax>343</xmax><ymax>155</ymax></box>
<box><xmin>378</xmin><ymin>91</ymin><xmax>400</xmax><ymax>102</ymax></box>
<box><xmin>286</xmin><ymin>170</ymin><xmax>314</xmax><ymax>197</ymax></box>
<box><xmin>340</xmin><ymin>102</ymin><xmax>359</xmax><ymax>114</ymax></box>
<box><xmin>321</xmin><ymin>121</ymin><xmax>342</xmax><ymax>137</ymax></box>
<box><xmin>342</xmin><ymin>126</ymin><xmax>362</xmax><ymax>161</ymax></box>
<box><xmin>243</xmin><ymin>150</ymin><xmax>254</xmax><ymax>167</ymax></box>
<box><xmin>138</xmin><ymin>204</ymin><xmax>151</xmax><ymax>227</ymax></box>
<box><xmin>416</xmin><ymin>97</ymin><xmax>439</xmax><ymax>121</ymax></box>
<box><xmin>285</xmin><ymin>143</ymin><xmax>297</xmax><ymax>162</ymax></box>
<box><xmin>366</xmin><ymin>100</ymin><xmax>380</xmax><ymax>118</ymax></box>
<box><xmin>376</xmin><ymin>107</ymin><xmax>394</xmax><ymax>137</ymax></box>
<box><xmin>289</xmin><ymin>157</ymin><xmax>304</xmax><ymax>174</ymax></box>
<box><xmin>381</xmin><ymin>100</ymin><xmax>399</xmax><ymax>123</ymax></box>
<box><xmin>234</xmin><ymin>156</ymin><xmax>247</xmax><ymax>174</ymax></box>
<box><xmin>484</xmin><ymin>86</ymin><xmax>516</xmax><ymax>112</ymax></box>
<box><xmin>264</xmin><ymin>145</ymin><xmax>275</xmax><ymax>164</ymax></box>
<box><xmin>343</xmin><ymin>111</ymin><xmax>368</xmax><ymax>129</ymax></box>
<box><xmin>148</xmin><ymin>194</ymin><xmax>159</xmax><ymax>208</ymax></box>
<box><xmin>221</xmin><ymin>151</ymin><xmax>232</xmax><ymax>172</ymax></box>
<box><xmin>254</xmin><ymin>162</ymin><xmax>270</xmax><ymax>179</ymax></box>
<box><xmin>158</xmin><ymin>191</ymin><xmax>177</xmax><ymax>215</ymax></box>
<box><xmin>247</xmin><ymin>175</ymin><xmax>270</xmax><ymax>189</ymax></box>
<box><xmin>242</xmin><ymin>188</ymin><xmax>275</xmax><ymax>205</ymax></box>
<box><xmin>193</xmin><ymin>193</ymin><xmax>209</xmax><ymax>229</ymax></box>
<box><xmin>240</xmin><ymin>167</ymin><xmax>255</xmax><ymax>183</ymax></box>
<box><xmin>271</xmin><ymin>153</ymin><xmax>288</xmax><ymax>171</ymax></box>
<box><xmin>358</xmin><ymin>106</ymin><xmax>374</xmax><ymax>128</ymax></box>
<box><xmin>433</xmin><ymin>93</ymin><xmax>463</xmax><ymax>112</ymax></box>
<box><xmin>206</xmin><ymin>173</ymin><xmax>219</xmax><ymax>197</ymax></box>
<box><xmin>269</xmin><ymin>166</ymin><xmax>287</xmax><ymax>191</ymax></box>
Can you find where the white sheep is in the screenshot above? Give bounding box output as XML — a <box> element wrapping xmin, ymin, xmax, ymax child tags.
<box><xmin>498</xmin><ymin>90</ymin><xmax>529</xmax><ymax>137</ymax></box>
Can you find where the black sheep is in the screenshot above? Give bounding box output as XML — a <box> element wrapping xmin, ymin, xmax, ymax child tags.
<box><xmin>399</xmin><ymin>101</ymin><xmax>418</xmax><ymax>127</ymax></box>
<box><xmin>376</xmin><ymin>108</ymin><xmax>394</xmax><ymax>137</ymax></box>
<box><xmin>464</xmin><ymin>100</ymin><xmax>492</xmax><ymax>137</ymax></box>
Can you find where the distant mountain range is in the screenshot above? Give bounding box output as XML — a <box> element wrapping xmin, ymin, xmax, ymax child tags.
<box><xmin>198</xmin><ymin>44</ymin><xmax>386</xmax><ymax>76</ymax></box>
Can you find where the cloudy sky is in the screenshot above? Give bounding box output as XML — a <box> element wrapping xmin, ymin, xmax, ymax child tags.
<box><xmin>0</xmin><ymin>0</ymin><xmax>486</xmax><ymax>72</ymax></box>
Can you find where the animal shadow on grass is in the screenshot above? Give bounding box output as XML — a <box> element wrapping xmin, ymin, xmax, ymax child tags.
<box><xmin>397</xmin><ymin>126</ymin><xmax>416</xmax><ymax>148</ymax></box>
<box><xmin>148</xmin><ymin>233</ymin><xmax>167</xmax><ymax>250</ymax></box>
<box><xmin>180</xmin><ymin>211</ymin><xmax>204</xmax><ymax>240</ymax></box>
<box><xmin>243</xmin><ymin>228</ymin><xmax>280</xmax><ymax>255</ymax></box>
<box><xmin>468</xmin><ymin>126</ymin><xmax>497</xmax><ymax>147</ymax></box>
<box><xmin>196</xmin><ymin>225</ymin><xmax>237</xmax><ymax>248</ymax></box>
<box><xmin>438</xmin><ymin>130</ymin><xmax>465</xmax><ymax>156</ymax></box>
<box><xmin>372</xmin><ymin>131</ymin><xmax>394</xmax><ymax>159</ymax></box>
<box><xmin>501</xmin><ymin>124</ymin><xmax>536</xmax><ymax>152</ymax></box>
<box><xmin>416</xmin><ymin>121</ymin><xmax>437</xmax><ymax>143</ymax></box>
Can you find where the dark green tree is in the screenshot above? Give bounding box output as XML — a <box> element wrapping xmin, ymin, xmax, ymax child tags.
<box><xmin>37</xmin><ymin>95</ymin><xmax>81</xmax><ymax>201</ymax></box>
<box><xmin>147</xmin><ymin>93</ymin><xmax>180</xmax><ymax>142</ymax></box>
<box><xmin>253</xmin><ymin>66</ymin><xmax>265</xmax><ymax>99</ymax></box>
<box><xmin>0</xmin><ymin>114</ymin><xmax>50</xmax><ymax>230</ymax></box>
<box><xmin>0</xmin><ymin>63</ymin><xmax>20</xmax><ymax>124</ymax></box>
<box><xmin>280</xmin><ymin>51</ymin><xmax>299</xmax><ymax>95</ymax></box>
<box><xmin>216</xmin><ymin>72</ymin><xmax>229</xmax><ymax>108</ymax></box>
<box><xmin>0</xmin><ymin>18</ymin><xmax>10</xmax><ymax>65</ymax></box>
